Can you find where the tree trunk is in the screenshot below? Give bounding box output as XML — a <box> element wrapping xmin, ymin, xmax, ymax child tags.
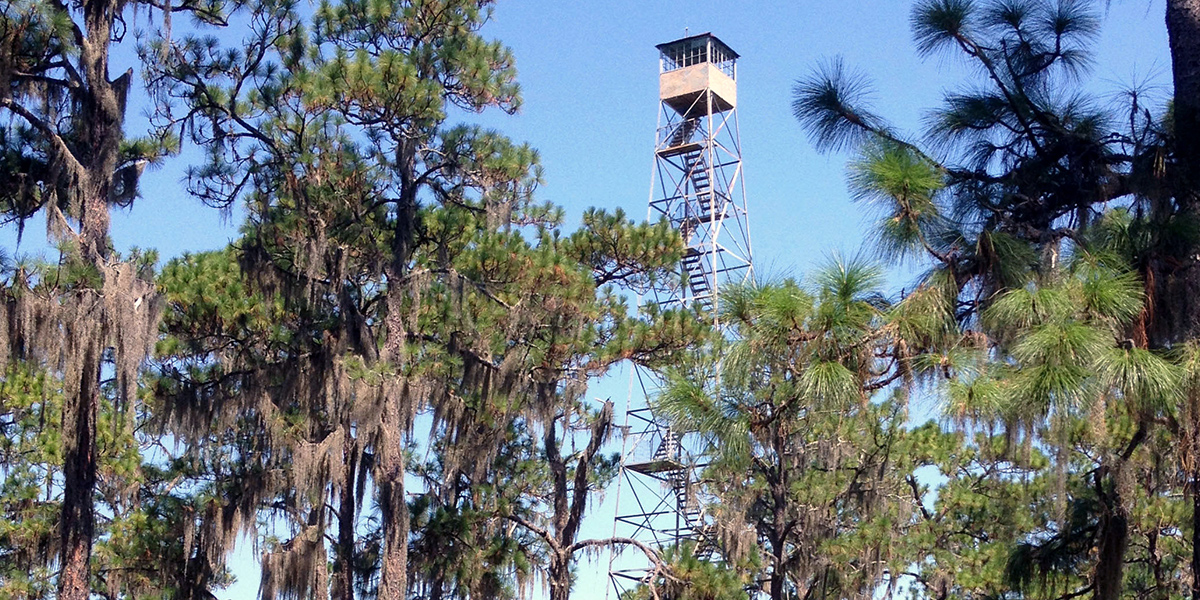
<box><xmin>548</xmin><ymin>552</ymin><xmax>570</xmax><ymax>600</ymax></box>
<box><xmin>1188</xmin><ymin>401</ymin><xmax>1200</xmax><ymax>600</ymax></box>
<box><xmin>58</xmin><ymin>338</ymin><xmax>102</xmax><ymax>600</ymax></box>
<box><xmin>1193</xmin><ymin>467</ymin><xmax>1200</xmax><ymax>600</ymax></box>
<box><xmin>1169</xmin><ymin>0</ymin><xmax>1200</xmax><ymax>205</ymax></box>
<box><xmin>769</xmin><ymin>543</ymin><xmax>785</xmax><ymax>600</ymax></box>
<box><xmin>334</xmin><ymin>433</ymin><xmax>358</xmax><ymax>600</ymax></box>
<box><xmin>1093</xmin><ymin>467</ymin><xmax>1129</xmax><ymax>600</ymax></box>
<box><xmin>1095</xmin><ymin>508</ymin><xmax>1129</xmax><ymax>600</ymax></box>
<box><xmin>544</xmin><ymin>410</ymin><xmax>572</xmax><ymax>600</ymax></box>
<box><xmin>1157</xmin><ymin>0</ymin><xmax>1200</xmax><ymax>344</ymax></box>
<box><xmin>377</xmin><ymin>396</ymin><xmax>408</xmax><ymax>600</ymax></box>
<box><xmin>375</xmin><ymin>140</ymin><xmax>420</xmax><ymax>600</ymax></box>
<box><xmin>58</xmin><ymin>0</ymin><xmax>122</xmax><ymax>594</ymax></box>
<box><xmin>770</xmin><ymin>428</ymin><xmax>787</xmax><ymax>600</ymax></box>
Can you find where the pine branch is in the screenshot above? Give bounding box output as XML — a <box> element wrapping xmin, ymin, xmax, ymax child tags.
<box><xmin>503</xmin><ymin>513</ymin><xmax>557</xmax><ymax>551</ymax></box>
<box><xmin>12</xmin><ymin>72</ymin><xmax>78</xmax><ymax>89</ymax></box>
<box><xmin>907</xmin><ymin>474</ymin><xmax>934</xmax><ymax>521</ymax></box>
<box><xmin>567</xmin><ymin>536</ymin><xmax>667</xmax><ymax>569</ymax></box>
<box><xmin>49</xmin><ymin>0</ymin><xmax>88</xmax><ymax>53</ymax></box>
<box><xmin>0</xmin><ymin>98</ymin><xmax>87</xmax><ymax>178</ymax></box>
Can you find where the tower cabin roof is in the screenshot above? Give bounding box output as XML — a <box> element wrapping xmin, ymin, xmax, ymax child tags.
<box><xmin>655</xmin><ymin>32</ymin><xmax>739</xmax><ymax>59</ymax></box>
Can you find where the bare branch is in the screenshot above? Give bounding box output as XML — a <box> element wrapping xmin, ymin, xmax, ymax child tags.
<box><xmin>568</xmin><ymin>536</ymin><xmax>666</xmax><ymax>566</ymax></box>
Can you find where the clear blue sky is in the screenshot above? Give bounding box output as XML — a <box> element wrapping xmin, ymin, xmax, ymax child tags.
<box><xmin>95</xmin><ymin>0</ymin><xmax>1172</xmax><ymax>279</ymax></box>
<box><xmin>4</xmin><ymin>1</ymin><xmax>1172</xmax><ymax>599</ymax></box>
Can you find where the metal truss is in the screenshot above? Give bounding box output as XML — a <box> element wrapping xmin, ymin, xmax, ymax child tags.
<box><xmin>649</xmin><ymin>89</ymin><xmax>753</xmax><ymax>318</ymax></box>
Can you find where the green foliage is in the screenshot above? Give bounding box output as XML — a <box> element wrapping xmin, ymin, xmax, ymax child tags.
<box><xmin>0</xmin><ymin>355</ymin><xmax>224</xmax><ymax>600</ymax></box>
<box><xmin>561</xmin><ymin>209</ymin><xmax>683</xmax><ymax>291</ymax></box>
<box><xmin>135</xmin><ymin>4</ymin><xmax>709</xmax><ymax>599</ymax></box>
<box><xmin>621</xmin><ymin>543</ymin><xmax>751</xmax><ymax>600</ymax></box>
<box><xmin>791</xmin><ymin>3</ymin><xmax>1200</xmax><ymax>598</ymax></box>
<box><xmin>848</xmin><ymin>140</ymin><xmax>945</xmax><ymax>263</ymax></box>
<box><xmin>656</xmin><ymin>264</ymin><xmax>927</xmax><ymax>600</ymax></box>
<box><xmin>0</xmin><ymin>365</ymin><xmax>61</xmax><ymax>599</ymax></box>
<box><xmin>791</xmin><ymin>58</ymin><xmax>886</xmax><ymax>153</ymax></box>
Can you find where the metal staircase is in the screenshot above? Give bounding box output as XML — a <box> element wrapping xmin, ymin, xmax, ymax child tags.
<box><xmin>629</xmin><ymin>426</ymin><xmax>718</xmax><ymax>562</ymax></box>
<box><xmin>679</xmin><ymin>147</ymin><xmax>717</xmax><ymax>315</ymax></box>
<box><xmin>681</xmin><ymin>250</ymin><xmax>713</xmax><ymax>314</ymax></box>
<box><xmin>668</xmin><ymin>118</ymin><xmax>700</xmax><ymax>148</ymax></box>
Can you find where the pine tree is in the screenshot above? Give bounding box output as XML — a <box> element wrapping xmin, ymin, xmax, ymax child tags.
<box><xmin>143</xmin><ymin>4</ymin><xmax>708</xmax><ymax>599</ymax></box>
<box><xmin>143</xmin><ymin>2</ymin><xmax>538</xmax><ymax>597</ymax></box>
<box><xmin>791</xmin><ymin>2</ymin><xmax>1190</xmax><ymax>597</ymax></box>
<box><xmin>655</xmin><ymin>261</ymin><xmax>934</xmax><ymax>600</ymax></box>
<box><xmin>0</xmin><ymin>1</ymin><xmax>223</xmax><ymax>597</ymax></box>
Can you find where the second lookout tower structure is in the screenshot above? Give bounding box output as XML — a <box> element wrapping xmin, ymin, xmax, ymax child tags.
<box><xmin>650</xmin><ymin>33</ymin><xmax>752</xmax><ymax>316</ymax></box>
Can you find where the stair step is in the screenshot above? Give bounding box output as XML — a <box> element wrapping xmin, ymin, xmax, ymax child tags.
<box><xmin>683</xmin><ymin>213</ymin><xmax>718</xmax><ymax>226</ymax></box>
<box><xmin>669</xmin><ymin>121</ymin><xmax>699</xmax><ymax>146</ymax></box>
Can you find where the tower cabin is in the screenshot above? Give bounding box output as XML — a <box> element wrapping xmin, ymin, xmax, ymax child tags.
<box><xmin>657</xmin><ymin>33</ymin><xmax>738</xmax><ymax>120</ymax></box>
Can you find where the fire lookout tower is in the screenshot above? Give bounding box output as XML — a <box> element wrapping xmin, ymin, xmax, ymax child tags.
<box><xmin>649</xmin><ymin>33</ymin><xmax>752</xmax><ymax>316</ymax></box>
<box><xmin>608</xmin><ymin>32</ymin><xmax>753</xmax><ymax>595</ymax></box>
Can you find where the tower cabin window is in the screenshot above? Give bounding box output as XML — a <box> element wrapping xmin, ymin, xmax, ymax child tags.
<box><xmin>660</xmin><ymin>36</ymin><xmax>736</xmax><ymax>79</ymax></box>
